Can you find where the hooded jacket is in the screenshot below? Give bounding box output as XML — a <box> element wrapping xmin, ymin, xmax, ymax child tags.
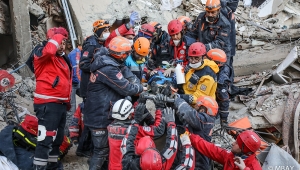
<box><xmin>181</xmin><ymin>59</ymin><xmax>219</xmax><ymax>104</ymax></box>
<box><xmin>83</xmin><ymin>50</ymin><xmax>143</xmax><ymax>128</ymax></box>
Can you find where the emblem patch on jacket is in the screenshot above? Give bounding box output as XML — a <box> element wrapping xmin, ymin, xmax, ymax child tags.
<box><xmin>200</xmin><ymin>84</ymin><xmax>207</xmax><ymax>91</ymax></box>
<box><xmin>116</xmin><ymin>72</ymin><xmax>123</xmax><ymax>80</ymax></box>
<box><xmin>83</xmin><ymin>51</ymin><xmax>89</xmax><ymax>57</ymax></box>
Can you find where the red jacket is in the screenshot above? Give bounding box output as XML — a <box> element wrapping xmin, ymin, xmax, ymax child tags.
<box><xmin>33</xmin><ymin>34</ymin><xmax>72</xmax><ymax>104</ymax></box>
<box><xmin>170</xmin><ymin>40</ymin><xmax>189</xmax><ymax>67</ymax></box>
<box><xmin>190</xmin><ymin>134</ymin><xmax>262</xmax><ymax>170</ymax></box>
<box><xmin>105</xmin><ymin>24</ymin><xmax>130</xmax><ymax>48</ymax></box>
<box><xmin>108</xmin><ymin>109</ymin><xmax>165</xmax><ymax>170</ymax></box>
<box><xmin>69</xmin><ymin>103</ymin><xmax>84</xmax><ymax>139</ymax></box>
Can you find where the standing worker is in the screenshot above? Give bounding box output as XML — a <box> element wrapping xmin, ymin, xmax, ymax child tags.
<box><xmin>32</xmin><ymin>27</ymin><xmax>71</xmax><ymax>170</ymax></box>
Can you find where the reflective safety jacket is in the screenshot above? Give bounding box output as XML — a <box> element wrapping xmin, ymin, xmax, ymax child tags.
<box><xmin>107</xmin><ymin>109</ymin><xmax>165</xmax><ymax>170</ymax></box>
<box><xmin>181</xmin><ymin>59</ymin><xmax>219</xmax><ymax>104</ymax></box>
<box><xmin>121</xmin><ymin>122</ymin><xmax>194</xmax><ymax>170</ymax></box>
<box><xmin>190</xmin><ymin>134</ymin><xmax>262</xmax><ymax>170</ymax></box>
<box><xmin>105</xmin><ymin>24</ymin><xmax>131</xmax><ymax>48</ymax></box>
<box><xmin>33</xmin><ymin>34</ymin><xmax>72</xmax><ymax>104</ymax></box>
<box><xmin>175</xmin><ymin>98</ymin><xmax>215</xmax><ymax>169</ymax></box>
<box><xmin>151</xmin><ymin>31</ymin><xmax>172</xmax><ymax>67</ymax></box>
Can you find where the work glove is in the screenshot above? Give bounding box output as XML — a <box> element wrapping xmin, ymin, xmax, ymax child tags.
<box><xmin>134</xmin><ymin>103</ymin><xmax>147</xmax><ymax>124</ymax></box>
<box><xmin>164</xmin><ymin>107</ymin><xmax>175</xmax><ymax>123</ymax></box>
<box><xmin>180</xmin><ymin>131</ymin><xmax>191</xmax><ymax>145</ymax></box>
<box><xmin>234</xmin><ymin>157</ymin><xmax>246</xmax><ymax>170</ymax></box>
<box><xmin>150</xmin><ymin>81</ymin><xmax>159</xmax><ymax>95</ymax></box>
<box><xmin>129</xmin><ymin>11</ymin><xmax>140</xmax><ymax>27</ymax></box>
<box><xmin>138</xmin><ymin>91</ymin><xmax>148</xmax><ymax>104</ymax></box>
<box><xmin>153</xmin><ymin>94</ymin><xmax>167</xmax><ymax>109</ymax></box>
<box><xmin>184</xmin><ymin>20</ymin><xmax>193</xmax><ymax>31</ymax></box>
<box><xmin>163</xmin><ymin>68</ymin><xmax>174</xmax><ymax>77</ymax></box>
<box><xmin>161</xmin><ymin>84</ymin><xmax>172</xmax><ymax>97</ymax></box>
<box><xmin>149</xmin><ymin>70</ymin><xmax>158</xmax><ymax>76</ymax></box>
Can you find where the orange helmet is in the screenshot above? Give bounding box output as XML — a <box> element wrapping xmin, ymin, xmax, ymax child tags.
<box><xmin>236</xmin><ymin>130</ymin><xmax>261</xmax><ymax>155</ymax></box>
<box><xmin>177</xmin><ymin>16</ymin><xmax>191</xmax><ymax>26</ymax></box>
<box><xmin>196</xmin><ymin>96</ymin><xmax>218</xmax><ymax>116</ymax></box>
<box><xmin>140</xmin><ymin>148</ymin><xmax>162</xmax><ymax>170</ymax></box>
<box><xmin>93</xmin><ymin>20</ymin><xmax>110</xmax><ymax>33</ymax></box>
<box><xmin>136</xmin><ymin>136</ymin><xmax>156</xmax><ymax>155</ymax></box>
<box><xmin>108</xmin><ymin>36</ymin><xmax>132</xmax><ymax>60</ymax></box>
<box><xmin>207</xmin><ymin>49</ymin><xmax>227</xmax><ymax>66</ymax></box>
<box><xmin>206</xmin><ymin>0</ymin><xmax>221</xmax><ymax>11</ymax></box>
<box><xmin>133</xmin><ymin>37</ymin><xmax>150</xmax><ymax>57</ymax></box>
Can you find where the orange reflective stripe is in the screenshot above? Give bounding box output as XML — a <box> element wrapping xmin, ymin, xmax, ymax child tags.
<box><xmin>201</xmin><ymin>23</ymin><xmax>205</xmax><ymax>31</ymax></box>
<box><xmin>231</xmin><ymin>13</ymin><xmax>235</xmax><ymax>20</ymax></box>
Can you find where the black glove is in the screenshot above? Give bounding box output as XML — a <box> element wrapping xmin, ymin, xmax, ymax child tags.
<box><xmin>138</xmin><ymin>92</ymin><xmax>148</xmax><ymax>104</ymax></box>
<box><xmin>153</xmin><ymin>94</ymin><xmax>167</xmax><ymax>109</ymax></box>
<box><xmin>134</xmin><ymin>103</ymin><xmax>147</xmax><ymax>123</ymax></box>
<box><xmin>150</xmin><ymin>81</ymin><xmax>159</xmax><ymax>95</ymax></box>
<box><xmin>164</xmin><ymin>107</ymin><xmax>175</xmax><ymax>123</ymax></box>
<box><xmin>161</xmin><ymin>84</ymin><xmax>172</xmax><ymax>97</ymax></box>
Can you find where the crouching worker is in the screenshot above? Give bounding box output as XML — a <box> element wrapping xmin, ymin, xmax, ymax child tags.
<box><xmin>206</xmin><ymin>49</ymin><xmax>233</xmax><ymax>127</ymax></box>
<box><xmin>121</xmin><ymin>107</ymin><xmax>195</xmax><ymax>170</ymax></box>
<box><xmin>189</xmin><ymin>130</ymin><xmax>262</xmax><ymax>170</ymax></box>
<box><xmin>174</xmin><ymin>96</ymin><xmax>218</xmax><ymax>169</ymax></box>
<box><xmin>107</xmin><ymin>96</ymin><xmax>166</xmax><ymax>170</ymax></box>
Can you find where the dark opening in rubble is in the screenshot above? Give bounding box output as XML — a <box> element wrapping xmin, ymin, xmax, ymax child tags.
<box><xmin>251</xmin><ymin>0</ymin><xmax>267</xmax><ymax>8</ymax></box>
<box><xmin>29</xmin><ymin>13</ymin><xmax>38</xmax><ymax>31</ymax></box>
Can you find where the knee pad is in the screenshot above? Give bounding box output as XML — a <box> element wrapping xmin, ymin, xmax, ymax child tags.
<box><xmin>37</xmin><ymin>125</ymin><xmax>57</xmax><ymax>142</ymax></box>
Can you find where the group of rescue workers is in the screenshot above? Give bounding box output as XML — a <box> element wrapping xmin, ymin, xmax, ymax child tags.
<box><xmin>29</xmin><ymin>0</ymin><xmax>264</xmax><ymax>169</ymax></box>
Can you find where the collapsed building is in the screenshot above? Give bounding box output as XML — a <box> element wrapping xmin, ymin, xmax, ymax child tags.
<box><xmin>1</xmin><ymin>0</ymin><xmax>300</xmax><ymax>168</ymax></box>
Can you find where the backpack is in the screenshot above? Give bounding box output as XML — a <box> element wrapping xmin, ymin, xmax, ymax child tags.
<box><xmin>25</xmin><ymin>42</ymin><xmax>45</xmax><ymax>73</ymax></box>
<box><xmin>13</xmin><ymin>114</ymin><xmax>72</xmax><ymax>159</ymax></box>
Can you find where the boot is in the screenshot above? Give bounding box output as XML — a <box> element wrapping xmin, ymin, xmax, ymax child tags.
<box><xmin>46</xmin><ymin>162</ymin><xmax>58</xmax><ymax>170</ymax></box>
<box><xmin>33</xmin><ymin>165</ymin><xmax>47</xmax><ymax>170</ymax></box>
<box><xmin>89</xmin><ymin>157</ymin><xmax>106</xmax><ymax>170</ymax></box>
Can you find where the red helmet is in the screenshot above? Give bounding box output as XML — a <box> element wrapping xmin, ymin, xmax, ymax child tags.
<box><xmin>47</xmin><ymin>27</ymin><xmax>68</xmax><ymax>39</ymax></box>
<box><xmin>236</xmin><ymin>130</ymin><xmax>261</xmax><ymax>155</ymax></box>
<box><xmin>188</xmin><ymin>42</ymin><xmax>206</xmax><ymax>57</ymax></box>
<box><xmin>123</xmin><ymin>28</ymin><xmax>135</xmax><ymax>36</ymax></box>
<box><xmin>167</xmin><ymin>19</ymin><xmax>183</xmax><ymax>35</ymax></box>
<box><xmin>140</xmin><ymin>24</ymin><xmax>155</xmax><ymax>37</ymax></box>
<box><xmin>196</xmin><ymin>96</ymin><xmax>218</xmax><ymax>116</ymax></box>
<box><xmin>140</xmin><ymin>148</ymin><xmax>162</xmax><ymax>170</ymax></box>
<box><xmin>136</xmin><ymin>136</ymin><xmax>156</xmax><ymax>155</ymax></box>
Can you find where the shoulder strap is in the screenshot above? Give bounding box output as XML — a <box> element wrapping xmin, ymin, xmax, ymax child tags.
<box><xmin>188</xmin><ymin>66</ymin><xmax>217</xmax><ymax>85</ymax></box>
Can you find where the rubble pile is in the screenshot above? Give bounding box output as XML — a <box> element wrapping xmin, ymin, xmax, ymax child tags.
<box><xmin>29</xmin><ymin>0</ymin><xmax>72</xmax><ymax>52</ymax></box>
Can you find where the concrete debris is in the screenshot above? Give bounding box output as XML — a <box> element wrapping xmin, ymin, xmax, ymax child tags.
<box><xmin>0</xmin><ymin>1</ymin><xmax>11</xmax><ymax>34</ymax></box>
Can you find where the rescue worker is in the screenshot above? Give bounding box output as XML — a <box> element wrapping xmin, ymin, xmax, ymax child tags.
<box><xmin>189</xmin><ymin>130</ymin><xmax>262</xmax><ymax>170</ymax></box>
<box><xmin>124</xmin><ymin>37</ymin><xmax>150</xmax><ymax>81</ymax></box>
<box><xmin>79</xmin><ymin>19</ymin><xmax>110</xmax><ymax>101</ymax></box>
<box><xmin>121</xmin><ymin>107</ymin><xmax>195</xmax><ymax>170</ymax></box>
<box><xmin>105</xmin><ymin>11</ymin><xmax>140</xmax><ymax>47</ymax></box>
<box><xmin>66</xmin><ymin>44</ymin><xmax>82</xmax><ymax>135</ymax></box>
<box><xmin>174</xmin><ymin>96</ymin><xmax>218</xmax><ymax>169</ymax></box>
<box><xmin>107</xmin><ymin>95</ymin><xmax>166</xmax><ymax>170</ymax></box>
<box><xmin>207</xmin><ymin>49</ymin><xmax>233</xmax><ymax>126</ymax></box>
<box><xmin>177</xmin><ymin>16</ymin><xmax>193</xmax><ymax>34</ymax></box>
<box><xmin>177</xmin><ymin>42</ymin><xmax>219</xmax><ymax>105</ymax></box>
<box><xmin>148</xmin><ymin>21</ymin><xmax>172</xmax><ymax>68</ymax></box>
<box><xmin>187</xmin><ymin>0</ymin><xmax>232</xmax><ymax>63</ymax></box>
<box><xmin>163</xmin><ymin>19</ymin><xmax>196</xmax><ymax>77</ymax></box>
<box><xmin>83</xmin><ymin>36</ymin><xmax>146</xmax><ymax>169</ymax></box>
<box><xmin>32</xmin><ymin>27</ymin><xmax>71</xmax><ymax>170</ymax></box>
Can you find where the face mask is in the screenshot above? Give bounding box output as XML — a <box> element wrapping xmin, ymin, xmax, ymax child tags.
<box><xmin>189</xmin><ymin>62</ymin><xmax>202</xmax><ymax>68</ymax></box>
<box><xmin>173</xmin><ymin>40</ymin><xmax>180</xmax><ymax>46</ymax></box>
<box><xmin>102</xmin><ymin>33</ymin><xmax>110</xmax><ymax>40</ymax></box>
<box><xmin>206</xmin><ymin>14</ymin><xmax>219</xmax><ymax>23</ymax></box>
<box><xmin>128</xmin><ymin>39</ymin><xmax>134</xmax><ymax>46</ymax></box>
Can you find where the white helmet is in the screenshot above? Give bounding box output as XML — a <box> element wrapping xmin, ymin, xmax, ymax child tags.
<box><xmin>112</xmin><ymin>99</ymin><xmax>134</xmax><ymax>120</ymax></box>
